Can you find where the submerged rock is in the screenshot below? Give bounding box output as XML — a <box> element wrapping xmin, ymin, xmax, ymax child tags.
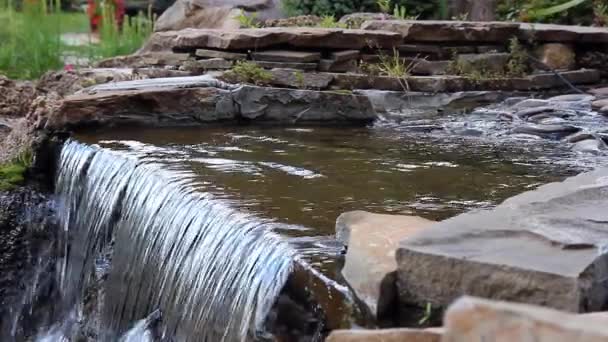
<box><xmin>512</xmin><ymin>123</ymin><xmax>580</xmax><ymax>139</ymax></box>
<box><xmin>396</xmin><ymin>168</ymin><xmax>608</xmax><ymax>314</ymax></box>
<box><xmin>571</xmin><ymin>138</ymin><xmax>606</xmax><ymax>154</ymax></box>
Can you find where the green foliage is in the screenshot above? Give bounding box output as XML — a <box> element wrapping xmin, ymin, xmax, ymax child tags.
<box><xmin>418</xmin><ymin>302</ymin><xmax>433</xmax><ymax>326</ymax></box>
<box><xmin>506</xmin><ymin>37</ymin><xmax>529</xmax><ymax>77</ymax></box>
<box><xmin>94</xmin><ymin>5</ymin><xmax>154</xmax><ymax>59</ymax></box>
<box><xmin>282</xmin><ymin>0</ymin><xmax>441</xmax><ymax>19</ymax></box>
<box><xmin>234</xmin><ymin>9</ymin><xmax>260</xmax><ymax>28</ymax></box>
<box><xmin>497</xmin><ymin>0</ymin><xmax>596</xmax><ymax>25</ymax></box>
<box><xmin>317</xmin><ymin>15</ymin><xmax>347</xmax><ymax>28</ymax></box>
<box><xmin>393</xmin><ymin>4</ymin><xmax>418</xmax><ymax>19</ymax></box>
<box><xmin>0</xmin><ymin>148</ymin><xmax>31</xmax><ymax>191</ymax></box>
<box><xmin>294</xmin><ymin>70</ymin><xmax>305</xmax><ymax>89</ymax></box>
<box><xmin>375</xmin><ymin>48</ymin><xmax>417</xmax><ymax>91</ymax></box>
<box><xmin>224</xmin><ymin>61</ymin><xmax>273</xmax><ymax>85</ymax></box>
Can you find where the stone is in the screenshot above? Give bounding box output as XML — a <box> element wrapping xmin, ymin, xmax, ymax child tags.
<box><xmin>36</xmin><ymin>68</ymin><xmax>192</xmax><ymax>97</ymax></box>
<box><xmin>330</xmin><ymin>50</ymin><xmax>360</xmax><ymax>62</ymax></box>
<box><xmin>140</xmin><ymin>27</ymin><xmax>402</xmax><ymax>53</ymax></box>
<box><xmin>565</xmin><ymin>132</ymin><xmax>596</xmax><ymax>143</ymax></box>
<box><xmin>179</xmin><ymin>58</ymin><xmax>233</xmax><ymax>73</ymax></box>
<box><xmin>410</xmin><ymin>60</ymin><xmax>450</xmax><ymax>76</ymax></box>
<box><xmin>195</xmin><ymin>48</ymin><xmax>247</xmax><ymax>60</ymax></box>
<box><xmin>527</xmin><ymin>69</ymin><xmax>601</xmax><ymax>90</ymax></box>
<box><xmin>361</xmin><ymin>20</ymin><xmax>520</xmax><ymax>43</ymax></box>
<box><xmin>444</xmin><ymin>296</ymin><xmax>608</xmax><ymax>342</ymax></box>
<box><xmin>268</xmin><ymin>69</ymin><xmax>333</xmax><ymax>89</ymax></box>
<box><xmin>456</xmin><ymin>53</ymin><xmax>510</xmax><ymax>74</ymax></box>
<box><xmin>515</xmin><ymin>106</ymin><xmax>556</xmax><ymax>119</ymax></box>
<box><xmin>43</xmin><ymin>76</ymin><xmax>377</xmax><ymax>130</ymax></box>
<box><xmin>318</xmin><ymin>59</ymin><xmax>358</xmax><ymax>73</ymax></box>
<box><xmin>519</xmin><ymin>23</ymin><xmax>608</xmax><ymax>43</ymax></box>
<box><xmin>589</xmin><ymin>87</ymin><xmax>608</xmax><ymax>99</ymax></box>
<box><xmin>232</xmin><ymin>85</ymin><xmax>376</xmax><ymax>123</ymax></box>
<box><xmin>397</xmin><ymin>44</ymin><xmax>476</xmax><ymax>59</ymax></box>
<box><xmin>512</xmin><ymin>99</ymin><xmax>550</xmax><ymax>109</ymax></box>
<box><xmin>327</xmin><ymin>328</ymin><xmax>441</xmax><ymax>342</ymax></box>
<box><xmin>571</xmin><ymin>138</ymin><xmax>606</xmax><ymax>154</ymax></box>
<box><xmin>0</xmin><ymin>76</ymin><xmax>37</xmax><ymax>118</ymax></box>
<box><xmin>476</xmin><ymin>45</ymin><xmax>506</xmax><ymax>53</ymax></box>
<box><xmin>396</xmin><ymin>167</ymin><xmax>608</xmax><ymax>314</ymax></box>
<box><xmin>513</xmin><ymin>123</ymin><xmax>580</xmax><ymax>139</ymax></box>
<box><xmin>601</xmin><ymin>106</ymin><xmax>608</xmax><ymax>116</ymax></box>
<box><xmin>338</xmin><ymin>12</ymin><xmax>394</xmax><ymax>29</ymax></box>
<box><xmin>591</xmin><ymin>99</ymin><xmax>608</xmax><ymax>110</ymax></box>
<box><xmin>263</xmin><ymin>15</ymin><xmax>322</xmax><ymax>28</ymax></box>
<box><xmin>251</xmin><ymin>50</ymin><xmax>321</xmax><ymax>63</ymax></box>
<box><xmin>154</xmin><ymin>0</ymin><xmax>282</xmax><ymax>32</ymax></box>
<box><xmin>536</xmin><ymin>43</ymin><xmax>576</xmax><ymax>70</ymax></box>
<box><xmin>548</xmin><ymin>94</ymin><xmax>595</xmax><ymax>102</ymax></box>
<box><xmin>252</xmin><ymin>61</ymin><xmax>318</xmax><ymax>71</ymax></box>
<box><xmin>95</xmin><ymin>53</ymin><xmax>193</xmax><ymax>68</ymax></box>
<box><xmin>337</xmin><ymin>211</ymin><xmax>433</xmax><ymax>319</ymax></box>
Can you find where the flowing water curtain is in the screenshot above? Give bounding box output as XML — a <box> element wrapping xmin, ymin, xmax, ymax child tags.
<box><xmin>55</xmin><ymin>140</ymin><xmax>295</xmax><ymax>341</ymax></box>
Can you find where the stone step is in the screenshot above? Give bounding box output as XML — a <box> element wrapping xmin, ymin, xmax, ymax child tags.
<box><xmin>140</xmin><ymin>27</ymin><xmax>402</xmax><ymax>53</ymax></box>
<box><xmin>252</xmin><ymin>61</ymin><xmax>318</xmax><ymax>71</ymax></box>
<box><xmin>195</xmin><ymin>48</ymin><xmax>247</xmax><ymax>60</ymax></box>
<box><xmin>251</xmin><ymin>50</ymin><xmax>321</xmax><ymax>63</ymax></box>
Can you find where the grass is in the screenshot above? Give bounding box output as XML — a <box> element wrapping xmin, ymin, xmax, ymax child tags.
<box><xmin>222</xmin><ymin>61</ymin><xmax>273</xmax><ymax>85</ymax></box>
<box><xmin>0</xmin><ymin>120</ymin><xmax>32</xmax><ymax>191</ymax></box>
<box><xmin>0</xmin><ymin>0</ymin><xmax>153</xmax><ymax>80</ymax></box>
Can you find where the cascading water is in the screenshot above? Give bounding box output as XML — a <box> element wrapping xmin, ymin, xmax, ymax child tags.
<box><xmin>52</xmin><ymin>140</ymin><xmax>295</xmax><ymax>341</ymax></box>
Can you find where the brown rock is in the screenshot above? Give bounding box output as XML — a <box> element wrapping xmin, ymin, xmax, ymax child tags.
<box><xmin>252</xmin><ymin>61</ymin><xmax>318</xmax><ymax>71</ymax></box>
<box><xmin>251</xmin><ymin>50</ymin><xmax>321</xmax><ymax>63</ymax></box>
<box><xmin>268</xmin><ymin>69</ymin><xmax>333</xmax><ymax>89</ymax></box>
<box><xmin>589</xmin><ymin>87</ymin><xmax>608</xmax><ymax>99</ymax></box>
<box><xmin>361</xmin><ymin>20</ymin><xmax>520</xmax><ymax>43</ymax></box>
<box><xmin>536</xmin><ymin>43</ymin><xmax>576</xmax><ymax>70</ymax></box>
<box><xmin>338</xmin><ymin>211</ymin><xmax>434</xmax><ymax>318</ymax></box>
<box><xmin>140</xmin><ymin>27</ymin><xmax>402</xmax><ymax>53</ymax></box>
<box><xmin>592</xmin><ymin>99</ymin><xmax>608</xmax><ymax>110</ymax></box>
<box><xmin>456</xmin><ymin>53</ymin><xmax>510</xmax><ymax>74</ymax></box>
<box><xmin>519</xmin><ymin>23</ymin><xmax>608</xmax><ymax>43</ymax></box>
<box><xmin>195</xmin><ymin>48</ymin><xmax>247</xmax><ymax>60</ymax></box>
<box><xmin>179</xmin><ymin>58</ymin><xmax>233</xmax><ymax>73</ymax></box>
<box><xmin>0</xmin><ymin>76</ymin><xmax>37</xmax><ymax>118</ymax></box>
<box><xmin>409</xmin><ymin>59</ymin><xmax>449</xmax><ymax>76</ymax></box>
<box><xmin>444</xmin><ymin>296</ymin><xmax>608</xmax><ymax>342</ymax></box>
<box><xmin>327</xmin><ymin>328</ymin><xmax>441</xmax><ymax>342</ymax></box>
<box><xmin>527</xmin><ymin>69</ymin><xmax>600</xmax><ymax>89</ymax></box>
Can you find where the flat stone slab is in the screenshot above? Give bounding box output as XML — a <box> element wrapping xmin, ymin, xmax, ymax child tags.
<box><xmin>251</xmin><ymin>50</ymin><xmax>321</xmax><ymax>63</ymax></box>
<box><xmin>42</xmin><ymin>77</ymin><xmax>377</xmax><ymax>130</ymax></box>
<box><xmin>268</xmin><ymin>69</ymin><xmax>334</xmax><ymax>89</ymax></box>
<box><xmin>253</xmin><ymin>61</ymin><xmax>318</xmax><ymax>71</ymax></box>
<box><xmin>141</xmin><ymin>27</ymin><xmax>402</xmax><ymax>52</ymax></box>
<box><xmin>327</xmin><ymin>328</ymin><xmax>442</xmax><ymax>342</ymax></box>
<box><xmin>195</xmin><ymin>48</ymin><xmax>247</xmax><ymax>60</ymax></box>
<box><xmin>95</xmin><ymin>52</ymin><xmax>193</xmax><ymax>68</ymax></box>
<box><xmin>444</xmin><ymin>297</ymin><xmax>608</xmax><ymax>342</ymax></box>
<box><xmin>337</xmin><ymin>211</ymin><xmax>433</xmax><ymax>318</ymax></box>
<box><xmin>396</xmin><ymin>167</ymin><xmax>608</xmax><ymax>313</ymax></box>
<box><xmin>361</xmin><ymin>20</ymin><xmax>520</xmax><ymax>43</ymax></box>
<box><xmin>519</xmin><ymin>23</ymin><xmax>608</xmax><ymax>43</ymax></box>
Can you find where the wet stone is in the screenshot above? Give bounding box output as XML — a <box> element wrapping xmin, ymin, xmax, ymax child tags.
<box><xmin>515</xmin><ymin>106</ymin><xmax>555</xmax><ymax>119</ymax></box>
<box><xmin>512</xmin><ymin>99</ymin><xmax>550</xmax><ymax>109</ymax></box>
<box><xmin>592</xmin><ymin>99</ymin><xmax>608</xmax><ymax>110</ymax></box>
<box><xmin>589</xmin><ymin>87</ymin><xmax>608</xmax><ymax>99</ymax></box>
<box><xmin>601</xmin><ymin>106</ymin><xmax>608</xmax><ymax>116</ymax></box>
<box><xmin>512</xmin><ymin>123</ymin><xmax>580</xmax><ymax>139</ymax></box>
<box><xmin>547</xmin><ymin>94</ymin><xmax>595</xmax><ymax>102</ymax></box>
<box><xmin>571</xmin><ymin>138</ymin><xmax>606</xmax><ymax>154</ymax></box>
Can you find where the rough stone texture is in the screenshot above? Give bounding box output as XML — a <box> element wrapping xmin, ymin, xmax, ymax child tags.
<box><xmin>601</xmin><ymin>106</ymin><xmax>608</xmax><ymax>116</ymax></box>
<box><xmin>536</xmin><ymin>43</ymin><xmax>576</xmax><ymax>70</ymax></box>
<box><xmin>263</xmin><ymin>15</ymin><xmax>322</xmax><ymax>28</ymax></box>
<box><xmin>361</xmin><ymin>20</ymin><xmax>520</xmax><ymax>43</ymax></box>
<box><xmin>456</xmin><ymin>53</ymin><xmax>511</xmax><ymax>74</ymax></box>
<box><xmin>140</xmin><ymin>27</ymin><xmax>403</xmax><ymax>53</ymax></box>
<box><xmin>40</xmin><ymin>77</ymin><xmax>376</xmax><ymax>130</ymax></box>
<box><xmin>519</xmin><ymin>23</ymin><xmax>608</xmax><ymax>43</ymax></box>
<box><xmin>319</xmin><ymin>59</ymin><xmax>358</xmax><ymax>73</ymax></box>
<box><xmin>154</xmin><ymin>0</ymin><xmax>282</xmax><ymax>32</ymax></box>
<box><xmin>330</xmin><ymin>50</ymin><xmax>360</xmax><ymax>62</ymax></box>
<box><xmin>444</xmin><ymin>296</ymin><xmax>608</xmax><ymax>342</ymax></box>
<box><xmin>337</xmin><ymin>211</ymin><xmax>433</xmax><ymax>318</ymax></box>
<box><xmin>95</xmin><ymin>53</ymin><xmax>193</xmax><ymax>68</ymax></box>
<box><xmin>589</xmin><ymin>87</ymin><xmax>608</xmax><ymax>99</ymax></box>
<box><xmin>268</xmin><ymin>69</ymin><xmax>334</xmax><ymax>89</ymax></box>
<box><xmin>338</xmin><ymin>12</ymin><xmax>394</xmax><ymax>29</ymax></box>
<box><xmin>253</xmin><ymin>61</ymin><xmax>318</xmax><ymax>71</ymax></box>
<box><xmin>251</xmin><ymin>50</ymin><xmax>321</xmax><ymax>63</ymax></box>
<box><xmin>195</xmin><ymin>48</ymin><xmax>247</xmax><ymax>60</ymax></box>
<box><xmin>0</xmin><ymin>77</ymin><xmax>37</xmax><ymax>118</ymax></box>
<box><xmin>592</xmin><ymin>99</ymin><xmax>608</xmax><ymax>110</ymax></box>
<box><xmin>36</xmin><ymin>68</ymin><xmax>192</xmax><ymax>98</ymax></box>
<box><xmin>410</xmin><ymin>59</ymin><xmax>450</xmax><ymax>76</ymax></box>
<box><xmin>326</xmin><ymin>328</ymin><xmax>441</xmax><ymax>342</ymax></box>
<box><xmin>396</xmin><ymin>167</ymin><xmax>608</xmax><ymax>313</ymax></box>
<box><xmin>179</xmin><ymin>58</ymin><xmax>233</xmax><ymax>73</ymax></box>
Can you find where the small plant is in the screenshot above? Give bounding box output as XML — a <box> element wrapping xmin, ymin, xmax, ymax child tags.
<box><xmin>451</xmin><ymin>12</ymin><xmax>470</xmax><ymax>20</ymax></box>
<box><xmin>393</xmin><ymin>4</ymin><xmax>418</xmax><ymax>20</ymax></box>
<box><xmin>377</xmin><ymin>0</ymin><xmax>392</xmax><ymax>13</ymax></box>
<box><xmin>234</xmin><ymin>10</ymin><xmax>260</xmax><ymax>28</ymax></box>
<box><xmin>0</xmin><ymin>146</ymin><xmax>32</xmax><ymax>191</ymax></box>
<box><xmin>376</xmin><ymin>48</ymin><xmax>418</xmax><ymax>91</ymax></box>
<box><xmin>317</xmin><ymin>15</ymin><xmax>347</xmax><ymax>28</ymax></box>
<box><xmin>506</xmin><ymin>37</ymin><xmax>530</xmax><ymax>77</ymax></box>
<box><xmin>224</xmin><ymin>61</ymin><xmax>273</xmax><ymax>85</ymax></box>
<box><xmin>294</xmin><ymin>70</ymin><xmax>305</xmax><ymax>89</ymax></box>
<box><xmin>418</xmin><ymin>302</ymin><xmax>433</xmax><ymax>325</ymax></box>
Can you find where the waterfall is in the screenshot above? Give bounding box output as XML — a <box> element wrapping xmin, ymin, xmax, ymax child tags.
<box><xmin>54</xmin><ymin>140</ymin><xmax>295</xmax><ymax>341</ymax></box>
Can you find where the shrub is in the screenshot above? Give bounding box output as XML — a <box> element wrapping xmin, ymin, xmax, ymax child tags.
<box><xmin>497</xmin><ymin>0</ymin><xmax>595</xmax><ymax>25</ymax></box>
<box><xmin>282</xmin><ymin>0</ymin><xmax>441</xmax><ymax>19</ymax></box>
<box><xmin>223</xmin><ymin>61</ymin><xmax>273</xmax><ymax>86</ymax></box>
